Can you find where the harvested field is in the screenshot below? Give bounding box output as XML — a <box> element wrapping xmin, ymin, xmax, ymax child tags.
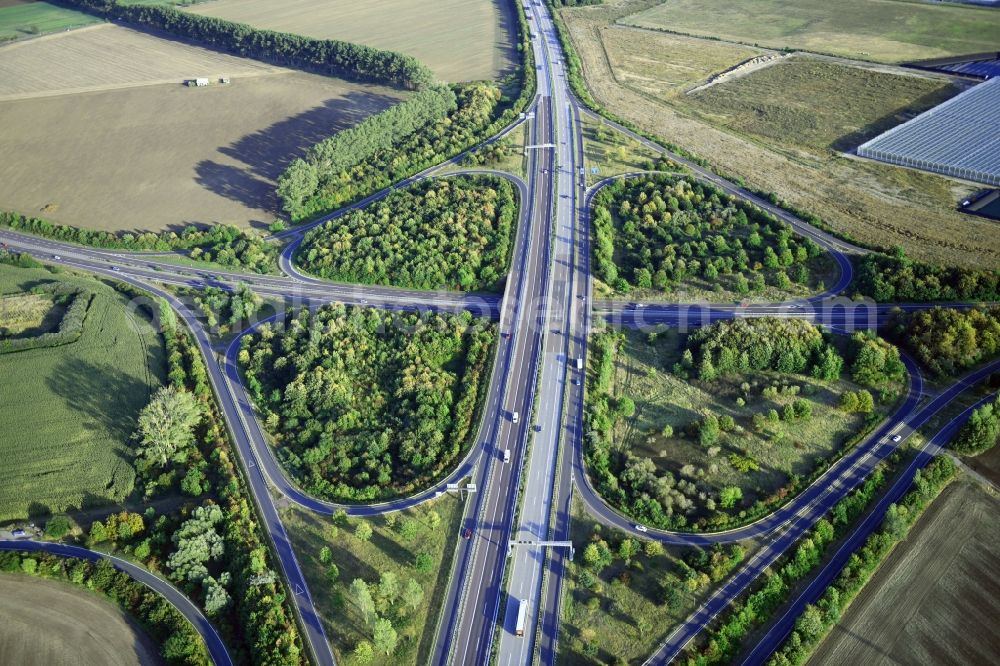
<box><xmin>625</xmin><ymin>0</ymin><xmax>1000</xmax><ymax>64</ymax></box>
<box><xmin>809</xmin><ymin>477</ymin><xmax>1000</xmax><ymax>666</ymax></box>
<box><xmin>599</xmin><ymin>26</ymin><xmax>759</xmax><ymax>99</ymax></box>
<box><xmin>0</xmin><ymin>263</ymin><xmax>165</xmax><ymax>522</ymax></box>
<box><xmin>0</xmin><ymin>292</ymin><xmax>62</xmax><ymax>337</ymax></box>
<box><xmin>0</xmin><ymin>574</ymin><xmax>163</xmax><ymax>666</ymax></box>
<box><xmin>0</xmin><ymin>26</ymin><xmax>400</xmax><ymax>231</ymax></box>
<box><xmin>560</xmin><ymin>1</ymin><xmax>998</xmax><ymax>268</ymax></box>
<box><xmin>188</xmin><ymin>0</ymin><xmax>518</xmax><ymax>82</ymax></box>
<box><xmin>0</xmin><ymin>1</ymin><xmax>98</xmax><ymax>43</ymax></box>
<box><xmin>964</xmin><ymin>442</ymin><xmax>1000</xmax><ymax>488</ymax></box>
<box><xmin>0</xmin><ymin>23</ymin><xmax>284</xmax><ymax>100</ymax></box>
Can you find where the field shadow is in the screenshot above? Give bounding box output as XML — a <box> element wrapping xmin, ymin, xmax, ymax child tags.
<box><xmin>195</xmin><ymin>91</ymin><xmax>397</xmax><ymax>225</ymax></box>
<box><xmin>45</xmin><ymin>357</ymin><xmax>151</xmax><ymax>442</ymax></box>
<box><xmin>830</xmin><ymin>87</ymin><xmax>957</xmax><ymax>153</ymax></box>
<box><xmin>219</xmin><ymin>92</ymin><xmax>399</xmax><ymax>181</ymax></box>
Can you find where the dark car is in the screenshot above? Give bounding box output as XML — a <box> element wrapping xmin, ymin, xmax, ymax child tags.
<box><xmin>462</xmin><ymin>527</ymin><xmax>473</xmax><ymax>539</ymax></box>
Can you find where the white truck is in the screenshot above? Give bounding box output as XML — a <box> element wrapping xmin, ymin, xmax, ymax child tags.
<box><xmin>576</xmin><ymin>357</ymin><xmax>583</xmax><ymax>371</ymax></box>
<box><xmin>513</xmin><ymin>597</ymin><xmax>527</xmax><ymax>637</ymax></box>
<box><xmin>512</xmin><ymin>411</ymin><xmax>519</xmax><ymax>424</ymax></box>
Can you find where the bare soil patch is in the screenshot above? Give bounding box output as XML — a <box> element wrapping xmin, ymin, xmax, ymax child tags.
<box><xmin>0</xmin><ymin>573</ymin><xmax>163</xmax><ymax>666</ymax></box>
<box><xmin>188</xmin><ymin>0</ymin><xmax>518</xmax><ymax>82</ymax></box>
<box><xmin>808</xmin><ymin>477</ymin><xmax>1000</xmax><ymax>665</ymax></box>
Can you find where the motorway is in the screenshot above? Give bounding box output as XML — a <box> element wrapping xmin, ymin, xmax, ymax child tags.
<box><xmin>3</xmin><ymin>1</ymin><xmax>996</xmax><ymax>664</ymax></box>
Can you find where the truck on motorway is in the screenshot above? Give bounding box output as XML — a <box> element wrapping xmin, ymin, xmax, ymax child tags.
<box><xmin>513</xmin><ymin>597</ymin><xmax>527</xmax><ymax>636</ymax></box>
<box><xmin>512</xmin><ymin>411</ymin><xmax>519</xmax><ymax>424</ymax></box>
<box><xmin>503</xmin><ymin>449</ymin><xmax>511</xmax><ymax>463</ymax></box>
<box><xmin>576</xmin><ymin>357</ymin><xmax>583</xmax><ymax>370</ymax></box>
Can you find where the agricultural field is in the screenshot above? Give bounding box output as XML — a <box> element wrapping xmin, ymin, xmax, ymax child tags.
<box><xmin>0</xmin><ymin>291</ymin><xmax>62</xmax><ymax>336</ymax></box>
<box><xmin>281</xmin><ymin>494</ymin><xmax>464</xmax><ymax>665</ymax></box>
<box><xmin>558</xmin><ymin>496</ymin><xmax>758</xmax><ymax>665</ymax></box>
<box><xmin>809</xmin><ymin>477</ymin><xmax>1000</xmax><ymax>665</ymax></box>
<box><xmin>558</xmin><ymin>0</ymin><xmax>998</xmax><ymax>268</ymax></box>
<box><xmin>0</xmin><ymin>1</ymin><xmax>98</xmax><ymax>43</ymax></box>
<box><xmin>0</xmin><ymin>263</ymin><xmax>165</xmax><ymax>522</ymax></box>
<box><xmin>188</xmin><ymin>0</ymin><xmax>518</xmax><ymax>82</ymax></box>
<box><xmin>0</xmin><ymin>574</ymin><xmax>162</xmax><ymax>666</ymax></box>
<box><xmin>685</xmin><ymin>57</ymin><xmax>956</xmax><ymax>153</ymax></box>
<box><xmin>0</xmin><ymin>25</ymin><xmax>401</xmax><ymax>232</ymax></box>
<box><xmin>624</xmin><ymin>0</ymin><xmax>1000</xmax><ymax>64</ymax></box>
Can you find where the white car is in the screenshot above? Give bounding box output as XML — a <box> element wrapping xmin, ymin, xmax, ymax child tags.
<box><xmin>53</xmin><ymin>255</ymin><xmax>61</xmax><ymax>260</ymax></box>
<box><xmin>891</xmin><ymin>434</ymin><xmax>903</xmax><ymax>443</ymax></box>
<box><xmin>634</xmin><ymin>524</ymin><xmax>648</xmax><ymax>533</ymax></box>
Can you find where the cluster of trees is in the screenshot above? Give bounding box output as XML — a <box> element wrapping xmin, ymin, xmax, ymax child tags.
<box><xmin>682</xmin><ymin>462</ymin><xmax>895</xmax><ymax>665</ymax></box>
<box><xmin>853</xmin><ymin>249</ymin><xmax>1000</xmax><ymax>302</ymax></box>
<box><xmin>0</xmin><ymin>212</ymin><xmax>277</xmax><ymax>274</ymax></box>
<box><xmin>297</xmin><ymin>176</ymin><xmax>516</xmax><ymax>291</ymax></box>
<box><xmin>591</xmin><ymin>175</ymin><xmax>825</xmax><ymax>295</ymax></box>
<box><xmin>681</xmin><ymin>318</ymin><xmax>845</xmax><ymax>382</ymax></box>
<box><xmin>0</xmin><ymin>249</ymin><xmax>41</xmax><ymax>269</ymax></box>
<box><xmin>348</xmin><ymin>574</ymin><xmax>425</xmax><ymax>659</ymax></box>
<box><xmin>59</xmin><ymin>1</ymin><xmax>433</xmax><ymax>89</ymax></box>
<box><xmin>238</xmin><ymin>305</ymin><xmax>495</xmax><ymax>501</ymax></box>
<box><xmin>848</xmin><ymin>331</ymin><xmax>906</xmax><ymax>392</ymax></box>
<box><xmin>0</xmin><ymin>550</ymin><xmax>209</xmax><ymax>665</ymax></box>
<box><xmin>952</xmin><ymin>396</ymin><xmax>1000</xmax><ymax>455</ymax></box>
<box><xmin>892</xmin><ymin>306</ymin><xmax>1000</xmax><ymax>378</ymax></box>
<box><xmin>118</xmin><ymin>290</ymin><xmax>306</xmax><ymax>664</ymax></box>
<box><xmin>461</xmin><ymin>137</ymin><xmax>516</xmax><ymax>167</ymax></box>
<box><xmin>767</xmin><ymin>456</ymin><xmax>956</xmax><ymax>666</ymax></box>
<box><xmin>0</xmin><ymin>286</ymin><xmax>91</xmax><ymax>354</ymax></box>
<box><xmin>190</xmin><ymin>283</ymin><xmax>264</xmax><ymax>336</ymax></box>
<box><xmin>839</xmin><ymin>389</ymin><xmax>875</xmax><ymax>413</ymax></box>
<box><xmin>280</xmin><ymin>84</ymin><xmax>507</xmax><ymax>221</ymax></box>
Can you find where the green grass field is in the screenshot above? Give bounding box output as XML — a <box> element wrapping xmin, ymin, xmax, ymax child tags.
<box><xmin>685</xmin><ymin>57</ymin><xmax>956</xmax><ymax>153</ymax></box>
<box><xmin>605</xmin><ymin>328</ymin><xmax>884</xmax><ymax>510</ymax></box>
<box><xmin>558</xmin><ymin>495</ymin><xmax>758</xmax><ymax>664</ymax></box>
<box><xmin>282</xmin><ymin>494</ymin><xmax>464</xmax><ymax>665</ymax></box>
<box><xmin>0</xmin><ymin>263</ymin><xmax>165</xmax><ymax>522</ymax></box>
<box><xmin>624</xmin><ymin>0</ymin><xmax>1000</xmax><ymax>64</ymax></box>
<box><xmin>0</xmin><ymin>2</ymin><xmax>99</xmax><ymax>42</ymax></box>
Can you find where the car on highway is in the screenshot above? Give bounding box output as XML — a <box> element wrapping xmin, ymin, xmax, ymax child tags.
<box><xmin>892</xmin><ymin>434</ymin><xmax>903</xmax><ymax>442</ymax></box>
<box><xmin>634</xmin><ymin>524</ymin><xmax>648</xmax><ymax>533</ymax></box>
<box><xmin>111</xmin><ymin>266</ymin><xmax>120</xmax><ymax>272</ymax></box>
<box><xmin>573</xmin><ymin>379</ymin><xmax>581</xmax><ymax>386</ymax></box>
<box><xmin>462</xmin><ymin>527</ymin><xmax>473</xmax><ymax>539</ymax></box>
<box><xmin>52</xmin><ymin>255</ymin><xmax>61</xmax><ymax>260</ymax></box>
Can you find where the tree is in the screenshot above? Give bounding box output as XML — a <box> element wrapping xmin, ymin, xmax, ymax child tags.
<box><xmin>319</xmin><ymin>546</ymin><xmax>332</xmax><ymax>564</ymax></box>
<box><xmin>618</xmin><ymin>538</ymin><xmax>640</xmax><ymax>564</ymax></box>
<box><xmin>167</xmin><ymin>505</ymin><xmax>225</xmax><ymax>584</ymax></box>
<box><xmin>379</xmin><ymin>572</ymin><xmax>400</xmax><ymax>606</ymax></box>
<box><xmin>402</xmin><ymin>578</ymin><xmax>424</xmax><ymax>611</ymax></box>
<box><xmin>277</xmin><ymin>159</ymin><xmax>320</xmax><ymax>217</ymax></box>
<box><xmin>373</xmin><ymin>617</ymin><xmax>398</xmax><ymax>655</ymax></box>
<box><xmin>353</xmin><ymin>641</ymin><xmax>375</xmax><ymax>664</ymax></box>
<box><xmin>327</xmin><ymin>563</ymin><xmax>340</xmax><ymax>584</ymax></box>
<box><xmin>699</xmin><ymin>415</ymin><xmax>721</xmax><ymax>447</ymax></box>
<box><xmin>135</xmin><ymin>386</ymin><xmax>202</xmax><ymax>466</ymax></box>
<box><xmin>794</xmin><ymin>604</ymin><xmax>825</xmax><ymax>642</ymax></box>
<box><xmin>351</xmin><ymin>579</ymin><xmax>377</xmax><ymax>629</ymax></box>
<box><xmin>355</xmin><ymin>521</ymin><xmax>373</xmax><ymax>542</ymax></box>
<box><xmin>719</xmin><ymin>486</ymin><xmax>743</xmax><ymax>509</ymax></box>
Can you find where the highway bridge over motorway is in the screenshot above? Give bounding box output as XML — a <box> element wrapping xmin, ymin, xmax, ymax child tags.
<box><xmin>2</xmin><ymin>1</ymin><xmax>997</xmax><ymax>664</ymax></box>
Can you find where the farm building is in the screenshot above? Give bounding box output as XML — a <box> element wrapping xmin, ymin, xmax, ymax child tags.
<box><xmin>856</xmin><ymin>77</ymin><xmax>1000</xmax><ymax>186</ymax></box>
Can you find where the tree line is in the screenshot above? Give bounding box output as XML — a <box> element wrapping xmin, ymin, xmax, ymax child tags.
<box><xmin>952</xmin><ymin>396</ymin><xmax>1000</xmax><ymax>456</ymax></box>
<box><xmin>279</xmin><ymin>84</ymin><xmax>507</xmax><ymax>221</ymax></box>
<box><xmin>0</xmin><ymin>285</ymin><xmax>91</xmax><ymax>354</ymax></box>
<box><xmin>238</xmin><ymin>305</ymin><xmax>495</xmax><ymax>502</ymax></box>
<box><xmin>0</xmin><ymin>212</ymin><xmax>277</xmax><ymax>274</ymax></box>
<box><xmin>853</xmin><ymin>248</ymin><xmax>1000</xmax><ymax>302</ymax></box>
<box><xmin>592</xmin><ymin>175</ymin><xmax>826</xmax><ymax>295</ymax></box>
<box><xmin>108</xmin><ymin>283</ymin><xmax>306</xmax><ymax>665</ymax></box>
<box><xmin>55</xmin><ymin>0</ymin><xmax>433</xmax><ymax>90</ymax></box>
<box><xmin>766</xmin><ymin>456</ymin><xmax>956</xmax><ymax>666</ymax></box>
<box><xmin>297</xmin><ymin>176</ymin><xmax>517</xmax><ymax>292</ymax></box>
<box><xmin>0</xmin><ymin>550</ymin><xmax>210</xmax><ymax>665</ymax></box>
<box><xmin>681</xmin><ymin>459</ymin><xmax>899</xmax><ymax>665</ymax></box>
